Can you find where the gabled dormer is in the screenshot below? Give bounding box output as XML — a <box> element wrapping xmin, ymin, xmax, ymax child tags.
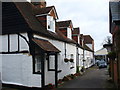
<box><xmin>32</xmin><ymin>1</ymin><xmax>58</xmax><ymax>33</ymax></box>
<box><xmin>83</xmin><ymin>35</ymin><xmax>94</xmax><ymax>51</ymax></box>
<box><xmin>57</xmin><ymin>20</ymin><xmax>73</xmax><ymax>39</ymax></box>
<box><xmin>72</xmin><ymin>27</ymin><xmax>80</xmax><ymax>44</ymax></box>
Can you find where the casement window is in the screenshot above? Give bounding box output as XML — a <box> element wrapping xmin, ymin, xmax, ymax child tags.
<box><xmin>35</xmin><ymin>55</ymin><xmax>41</xmax><ymax>73</ymax></box>
<box><xmin>47</xmin><ymin>16</ymin><xmax>55</xmax><ymax>32</ymax></box>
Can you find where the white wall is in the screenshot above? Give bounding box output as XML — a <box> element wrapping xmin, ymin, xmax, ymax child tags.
<box><xmin>0</xmin><ymin>35</ymin><xmax>8</xmax><ymax>52</ymax></box>
<box><xmin>2</xmin><ymin>54</ymin><xmax>41</xmax><ymax>88</ymax></box>
<box><xmin>34</xmin><ymin>34</ymin><xmax>77</xmax><ymax>80</ymax></box>
<box><xmin>86</xmin><ymin>44</ymin><xmax>92</xmax><ymax>51</ymax></box>
<box><xmin>0</xmin><ymin>33</ymin><xmax>29</xmax><ymax>52</ymax></box>
<box><xmin>1</xmin><ymin>33</ymin><xmax>41</xmax><ymax>88</ymax></box>
<box><xmin>78</xmin><ymin>48</ymin><xmax>84</xmax><ymax>70</ymax></box>
<box><xmin>84</xmin><ymin>50</ymin><xmax>94</xmax><ymax>68</ymax></box>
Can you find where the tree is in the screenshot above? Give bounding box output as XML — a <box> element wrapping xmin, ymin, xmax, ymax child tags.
<box><xmin>102</xmin><ymin>36</ymin><xmax>112</xmax><ymax>45</ymax></box>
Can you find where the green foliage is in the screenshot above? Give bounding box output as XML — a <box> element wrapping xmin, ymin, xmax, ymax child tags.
<box><xmin>76</xmin><ymin>66</ymin><xmax>80</xmax><ymax>73</ymax></box>
<box><xmin>107</xmin><ymin>51</ymin><xmax>116</xmax><ymax>59</ymax></box>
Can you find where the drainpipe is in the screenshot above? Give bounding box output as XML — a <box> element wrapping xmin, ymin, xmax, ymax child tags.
<box><xmin>55</xmin><ymin>53</ymin><xmax>58</xmax><ymax>88</ymax></box>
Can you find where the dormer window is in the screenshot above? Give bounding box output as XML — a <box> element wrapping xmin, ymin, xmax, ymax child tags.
<box><xmin>47</xmin><ymin>16</ymin><xmax>55</xmax><ymax>33</ymax></box>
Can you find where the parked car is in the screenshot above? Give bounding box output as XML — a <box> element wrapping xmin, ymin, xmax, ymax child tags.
<box><xmin>98</xmin><ymin>61</ymin><xmax>107</xmax><ymax>68</ymax></box>
<box><xmin>95</xmin><ymin>60</ymin><xmax>100</xmax><ymax>66</ymax></box>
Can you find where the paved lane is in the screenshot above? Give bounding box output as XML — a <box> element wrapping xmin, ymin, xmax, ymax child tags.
<box><xmin>60</xmin><ymin>66</ymin><xmax>115</xmax><ymax>89</ymax></box>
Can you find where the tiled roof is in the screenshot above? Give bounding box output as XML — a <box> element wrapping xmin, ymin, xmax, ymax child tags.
<box><xmin>109</xmin><ymin>2</ymin><xmax>120</xmax><ymax>21</ymax></box>
<box><xmin>83</xmin><ymin>35</ymin><xmax>93</xmax><ymax>44</ymax></box>
<box><xmin>2</xmin><ymin>2</ymin><xmax>76</xmax><ymax>44</ymax></box>
<box><xmin>32</xmin><ymin>38</ymin><xmax>60</xmax><ymax>53</ymax></box>
<box><xmin>2</xmin><ymin>2</ymin><xmax>30</xmax><ymax>34</ymax></box>
<box><xmin>34</xmin><ymin>6</ymin><xmax>53</xmax><ymax>15</ymax></box>
<box><xmin>57</xmin><ymin>20</ymin><xmax>72</xmax><ymax>28</ymax></box>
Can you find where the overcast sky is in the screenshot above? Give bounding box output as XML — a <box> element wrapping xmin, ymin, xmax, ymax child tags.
<box><xmin>45</xmin><ymin>0</ymin><xmax>111</xmax><ymax>51</ymax></box>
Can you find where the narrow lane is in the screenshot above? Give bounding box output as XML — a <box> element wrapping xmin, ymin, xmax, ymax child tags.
<box><xmin>60</xmin><ymin>66</ymin><xmax>114</xmax><ymax>89</ymax></box>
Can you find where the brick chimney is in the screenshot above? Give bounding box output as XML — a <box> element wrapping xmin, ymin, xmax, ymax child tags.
<box><xmin>72</xmin><ymin>28</ymin><xmax>80</xmax><ymax>44</ymax></box>
<box><xmin>80</xmin><ymin>34</ymin><xmax>84</xmax><ymax>47</ymax></box>
<box><xmin>31</xmin><ymin>0</ymin><xmax>46</xmax><ymax>8</ymax></box>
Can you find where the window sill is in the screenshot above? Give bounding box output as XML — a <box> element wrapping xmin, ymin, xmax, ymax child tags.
<box><xmin>33</xmin><ymin>72</ymin><xmax>42</xmax><ymax>75</ymax></box>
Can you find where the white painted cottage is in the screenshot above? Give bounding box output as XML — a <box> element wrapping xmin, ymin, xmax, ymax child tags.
<box><xmin>83</xmin><ymin>35</ymin><xmax>95</xmax><ymax>68</ymax></box>
<box><xmin>72</xmin><ymin>28</ymin><xmax>84</xmax><ymax>70</ymax></box>
<box><xmin>1</xmin><ymin>1</ymin><xmax>78</xmax><ymax>88</ymax></box>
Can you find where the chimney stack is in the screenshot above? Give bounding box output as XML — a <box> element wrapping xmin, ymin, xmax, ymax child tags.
<box><xmin>31</xmin><ymin>0</ymin><xmax>46</xmax><ymax>8</ymax></box>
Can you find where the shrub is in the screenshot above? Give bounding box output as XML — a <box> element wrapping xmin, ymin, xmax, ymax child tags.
<box><xmin>107</xmin><ymin>51</ymin><xmax>116</xmax><ymax>59</ymax></box>
<box><xmin>76</xmin><ymin>66</ymin><xmax>80</xmax><ymax>73</ymax></box>
<box><xmin>45</xmin><ymin>83</ymin><xmax>55</xmax><ymax>89</ymax></box>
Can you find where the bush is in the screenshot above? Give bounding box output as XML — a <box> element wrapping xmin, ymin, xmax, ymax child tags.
<box><xmin>81</xmin><ymin>66</ymin><xmax>85</xmax><ymax>72</ymax></box>
<box><xmin>76</xmin><ymin>66</ymin><xmax>80</xmax><ymax>73</ymax></box>
<box><xmin>107</xmin><ymin>51</ymin><xmax>116</xmax><ymax>59</ymax></box>
<box><xmin>45</xmin><ymin>83</ymin><xmax>55</xmax><ymax>89</ymax></box>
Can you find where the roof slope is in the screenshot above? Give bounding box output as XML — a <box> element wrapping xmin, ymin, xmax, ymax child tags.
<box><xmin>35</xmin><ymin>6</ymin><xmax>53</xmax><ymax>15</ymax></box>
<box><xmin>109</xmin><ymin>1</ymin><xmax>120</xmax><ymax>21</ymax></box>
<box><xmin>2</xmin><ymin>2</ymin><xmax>30</xmax><ymax>34</ymax></box>
<box><xmin>84</xmin><ymin>35</ymin><xmax>93</xmax><ymax>44</ymax></box>
<box><xmin>32</xmin><ymin>38</ymin><xmax>60</xmax><ymax>53</ymax></box>
<box><xmin>95</xmin><ymin>48</ymin><xmax>108</xmax><ymax>55</ymax></box>
<box><xmin>2</xmin><ymin>2</ymin><xmax>76</xmax><ymax>44</ymax></box>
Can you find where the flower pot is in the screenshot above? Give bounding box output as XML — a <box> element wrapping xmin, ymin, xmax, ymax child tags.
<box><xmin>70</xmin><ymin>59</ymin><xmax>74</xmax><ymax>62</ymax></box>
<box><xmin>64</xmin><ymin>58</ymin><xmax>69</xmax><ymax>62</ymax></box>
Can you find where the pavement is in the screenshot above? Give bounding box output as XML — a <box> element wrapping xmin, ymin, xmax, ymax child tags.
<box><xmin>59</xmin><ymin>66</ymin><xmax>116</xmax><ymax>89</ymax></box>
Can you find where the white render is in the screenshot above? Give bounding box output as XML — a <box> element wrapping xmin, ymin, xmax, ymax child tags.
<box><xmin>1</xmin><ymin>32</ymin><xmax>94</xmax><ymax>88</ymax></box>
<box><xmin>0</xmin><ymin>33</ymin><xmax>29</xmax><ymax>52</ymax></box>
<box><xmin>34</xmin><ymin>34</ymin><xmax>77</xmax><ymax>80</ymax></box>
<box><xmin>2</xmin><ymin>54</ymin><xmax>41</xmax><ymax>88</ymax></box>
<box><xmin>0</xmin><ymin>32</ymin><xmax>78</xmax><ymax>88</ymax></box>
<box><xmin>67</xmin><ymin>28</ymin><xmax>72</xmax><ymax>39</ymax></box>
<box><xmin>77</xmin><ymin>48</ymin><xmax>84</xmax><ymax>70</ymax></box>
<box><xmin>1</xmin><ymin>33</ymin><xmax>42</xmax><ymax>88</ymax></box>
<box><xmin>86</xmin><ymin>44</ymin><xmax>93</xmax><ymax>51</ymax></box>
<box><xmin>84</xmin><ymin>50</ymin><xmax>94</xmax><ymax>68</ymax></box>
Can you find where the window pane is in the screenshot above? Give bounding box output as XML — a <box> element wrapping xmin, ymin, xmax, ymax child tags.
<box><xmin>49</xmin><ymin>55</ymin><xmax>55</xmax><ymax>69</ymax></box>
<box><xmin>35</xmin><ymin>55</ymin><xmax>41</xmax><ymax>73</ymax></box>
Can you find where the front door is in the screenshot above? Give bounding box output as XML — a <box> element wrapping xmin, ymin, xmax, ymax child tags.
<box><xmin>45</xmin><ymin>55</ymin><xmax>56</xmax><ymax>85</ymax></box>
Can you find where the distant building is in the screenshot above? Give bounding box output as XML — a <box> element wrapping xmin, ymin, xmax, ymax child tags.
<box><xmin>95</xmin><ymin>48</ymin><xmax>108</xmax><ymax>61</ymax></box>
